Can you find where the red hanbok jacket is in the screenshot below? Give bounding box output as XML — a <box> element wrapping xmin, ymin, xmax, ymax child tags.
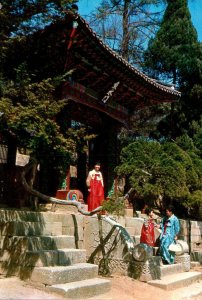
<box><xmin>140</xmin><ymin>218</ymin><xmax>156</xmax><ymax>247</ymax></box>
<box><xmin>86</xmin><ymin>170</ymin><xmax>104</xmax><ymax>212</ymax></box>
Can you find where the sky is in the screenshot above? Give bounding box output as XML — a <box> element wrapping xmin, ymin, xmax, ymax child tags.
<box><xmin>78</xmin><ymin>0</ymin><xmax>202</xmax><ymax>42</ymax></box>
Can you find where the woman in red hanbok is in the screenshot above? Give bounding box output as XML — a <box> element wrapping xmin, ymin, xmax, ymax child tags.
<box><xmin>86</xmin><ymin>163</ymin><xmax>104</xmax><ymax>212</ymax></box>
<box><xmin>140</xmin><ymin>208</ymin><xmax>156</xmax><ymax>247</ymax></box>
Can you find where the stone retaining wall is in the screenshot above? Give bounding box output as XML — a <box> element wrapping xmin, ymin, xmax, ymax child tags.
<box><xmin>179</xmin><ymin>219</ymin><xmax>202</xmax><ymax>251</ymax></box>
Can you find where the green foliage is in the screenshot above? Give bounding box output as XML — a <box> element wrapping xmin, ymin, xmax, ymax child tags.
<box><xmin>128</xmin><ymin>103</ymin><xmax>172</xmax><ymax>136</ymax></box>
<box><xmin>116</xmin><ymin>137</ymin><xmax>202</xmax><ymax>218</ymax></box>
<box><xmin>193</xmin><ymin>123</ymin><xmax>202</xmax><ymax>155</ymax></box>
<box><xmin>0</xmin><ymin>0</ymin><xmax>99</xmax><ymax>198</ymax></box>
<box><xmin>185</xmin><ymin>190</ymin><xmax>202</xmax><ymax>219</ymax></box>
<box><xmin>143</xmin><ymin>0</ymin><xmax>200</xmax><ymax>84</ymax></box>
<box><xmin>0</xmin><ymin>73</ymin><xmax>93</xmax><ymax>193</ymax></box>
<box><xmin>0</xmin><ymin>0</ymin><xmax>78</xmax><ymax>38</ymax></box>
<box><xmin>143</xmin><ymin>1</ymin><xmax>202</xmax><ymax>140</ymax></box>
<box><xmin>102</xmin><ymin>194</ymin><xmax>125</xmax><ymax>217</ymax></box>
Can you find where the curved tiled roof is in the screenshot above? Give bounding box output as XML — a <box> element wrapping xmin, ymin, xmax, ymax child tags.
<box><xmin>73</xmin><ymin>12</ymin><xmax>181</xmax><ymax>98</ymax></box>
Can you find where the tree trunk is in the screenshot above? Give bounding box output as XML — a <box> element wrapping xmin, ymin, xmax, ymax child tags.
<box><xmin>121</xmin><ymin>0</ymin><xmax>130</xmax><ymax>60</ymax></box>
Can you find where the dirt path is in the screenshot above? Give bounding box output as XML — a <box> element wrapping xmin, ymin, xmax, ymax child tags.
<box><xmin>0</xmin><ymin>272</ymin><xmax>202</xmax><ymax>300</ymax></box>
<box><xmin>90</xmin><ymin>274</ymin><xmax>202</xmax><ymax>300</ymax></box>
<box><xmin>0</xmin><ymin>276</ymin><xmax>64</xmax><ymax>299</ymax></box>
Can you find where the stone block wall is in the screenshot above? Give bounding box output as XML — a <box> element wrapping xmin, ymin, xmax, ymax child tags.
<box><xmin>179</xmin><ymin>219</ymin><xmax>202</xmax><ymax>251</ymax></box>
<box><xmin>1</xmin><ymin>207</ymin><xmax>201</xmax><ymax>276</ymax></box>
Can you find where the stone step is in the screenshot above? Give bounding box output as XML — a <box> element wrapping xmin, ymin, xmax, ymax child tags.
<box><xmin>170</xmin><ymin>281</ymin><xmax>202</xmax><ymax>299</ymax></box>
<box><xmin>148</xmin><ymin>271</ymin><xmax>202</xmax><ymax>290</ymax></box>
<box><xmin>0</xmin><ymin>210</ymin><xmax>84</xmax><ymax>236</ymax></box>
<box><xmin>159</xmin><ymin>263</ymin><xmax>184</xmax><ymax>278</ymax></box>
<box><xmin>125</xmin><ymin>227</ymin><xmax>140</xmax><ymax>238</ymax></box>
<box><xmin>0</xmin><ymin>210</ymin><xmax>60</xmax><ymax>222</ymax></box>
<box><xmin>48</xmin><ymin>277</ymin><xmax>111</xmax><ymax>299</ymax></box>
<box><xmin>25</xmin><ymin>249</ymin><xmax>87</xmax><ymax>267</ymax></box>
<box><xmin>0</xmin><ymin>209</ymin><xmax>40</xmax><ymax>222</ymax></box>
<box><xmin>125</xmin><ymin>216</ymin><xmax>143</xmax><ymax>226</ymax></box>
<box><xmin>191</xmin><ymin>261</ymin><xmax>201</xmax><ymax>268</ymax></box>
<box><xmin>0</xmin><ymin>221</ymin><xmax>62</xmax><ymax>236</ymax></box>
<box><xmin>0</xmin><ymin>209</ymin><xmax>74</xmax><ymax>223</ymax></box>
<box><xmin>30</xmin><ymin>263</ymin><xmax>98</xmax><ymax>285</ymax></box>
<box><xmin>125</xmin><ymin>218</ymin><xmax>160</xmax><ymax>239</ymax></box>
<box><xmin>0</xmin><ymin>235</ymin><xmax>75</xmax><ymax>251</ymax></box>
<box><xmin>0</xmin><ymin>248</ymin><xmax>86</xmax><ymax>267</ymax></box>
<box><xmin>125</xmin><ymin>218</ymin><xmax>143</xmax><ymax>235</ymax></box>
<box><xmin>53</xmin><ymin>204</ymin><xmax>88</xmax><ymax>213</ymax></box>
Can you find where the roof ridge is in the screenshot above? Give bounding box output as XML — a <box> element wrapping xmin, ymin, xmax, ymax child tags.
<box><xmin>69</xmin><ymin>12</ymin><xmax>180</xmax><ymax>97</ymax></box>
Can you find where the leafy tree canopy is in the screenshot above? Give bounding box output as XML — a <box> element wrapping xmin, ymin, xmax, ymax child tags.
<box><xmin>115</xmin><ymin>137</ymin><xmax>202</xmax><ymax>219</ymax></box>
<box><xmin>0</xmin><ymin>0</ymin><xmax>78</xmax><ymax>38</ymax></box>
<box><xmin>0</xmin><ymin>76</ymin><xmax>92</xmax><ymax>162</ymax></box>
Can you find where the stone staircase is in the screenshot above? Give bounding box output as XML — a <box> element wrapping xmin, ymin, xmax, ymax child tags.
<box><xmin>148</xmin><ymin>262</ymin><xmax>202</xmax><ymax>290</ymax></box>
<box><xmin>0</xmin><ymin>209</ymin><xmax>110</xmax><ymax>299</ymax></box>
<box><xmin>0</xmin><ymin>208</ymin><xmax>201</xmax><ymax>298</ymax></box>
<box><xmin>124</xmin><ymin>215</ymin><xmax>202</xmax><ymax>295</ymax></box>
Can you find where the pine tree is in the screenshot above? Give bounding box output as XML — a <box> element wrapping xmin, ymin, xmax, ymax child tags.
<box><xmin>0</xmin><ymin>0</ymin><xmax>78</xmax><ymax>39</ymax></box>
<box><xmin>143</xmin><ymin>0</ymin><xmax>199</xmax><ymax>85</ymax></box>
<box><xmin>142</xmin><ymin>0</ymin><xmax>202</xmax><ymax>140</ymax></box>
